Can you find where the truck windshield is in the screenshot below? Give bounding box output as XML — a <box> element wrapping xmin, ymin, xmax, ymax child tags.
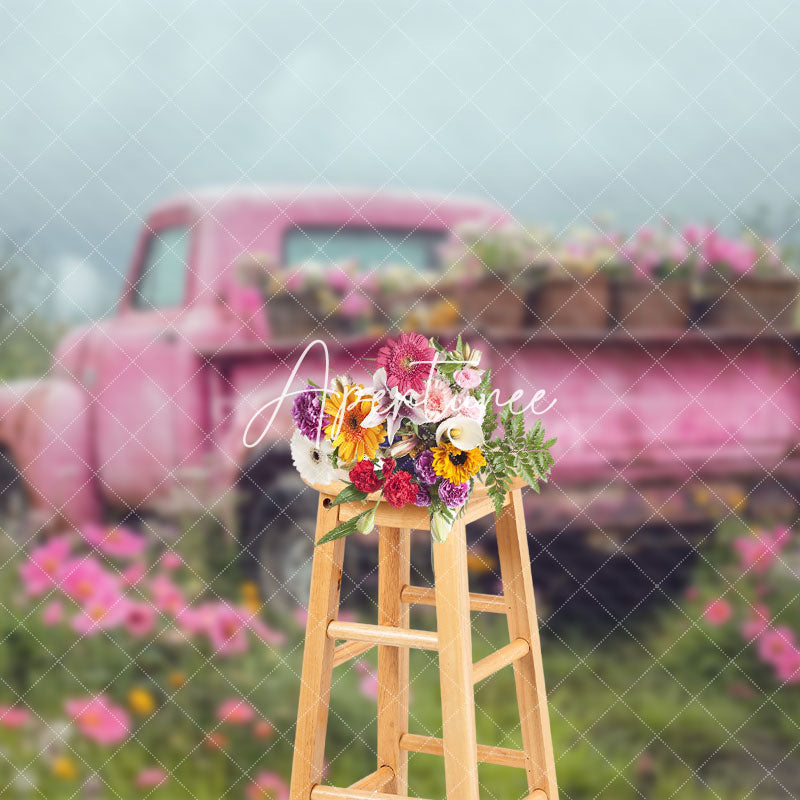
<box><xmin>284</xmin><ymin>227</ymin><xmax>446</xmax><ymax>271</ymax></box>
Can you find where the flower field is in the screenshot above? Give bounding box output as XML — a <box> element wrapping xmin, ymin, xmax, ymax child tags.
<box><xmin>1</xmin><ymin>508</ymin><xmax>799</xmax><ymax>799</ymax></box>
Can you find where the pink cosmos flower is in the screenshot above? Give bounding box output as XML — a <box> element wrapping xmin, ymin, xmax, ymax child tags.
<box><xmin>60</xmin><ymin>557</ymin><xmax>118</xmax><ymax>603</ymax></box>
<box><xmin>733</xmin><ymin>526</ymin><xmax>790</xmax><ymax>575</ymax></box>
<box><xmin>160</xmin><ymin>551</ymin><xmax>182</xmax><ymax>570</ymax></box>
<box><xmin>19</xmin><ymin>534</ymin><xmax>73</xmax><ymax>596</ymax></box>
<box><xmin>122</xmin><ymin>562</ymin><xmax>147</xmax><ymax>587</ymax></box>
<box><xmin>82</xmin><ymin>524</ymin><xmax>146</xmax><ymax>560</ymax></box>
<box><xmin>124</xmin><ymin>602</ymin><xmax>157</xmax><ymax>637</ymax></box>
<box><xmin>703</xmin><ymin>598</ymin><xmax>733</xmax><ymax>627</ymax></box>
<box><xmin>453</xmin><ymin>368</ymin><xmax>484</xmax><ymax>389</ymax></box>
<box><xmin>0</xmin><ymin>705</ymin><xmax>30</xmax><ymax>729</ymax></box>
<box><xmin>65</xmin><ymin>695</ymin><xmax>130</xmax><ymax>745</ymax></box>
<box><xmin>246</xmin><ymin>771</ymin><xmax>289</xmax><ymax>800</ymax></box>
<box><xmin>72</xmin><ymin>590</ymin><xmax>128</xmax><ymax>637</ymax></box>
<box><xmin>293</xmin><ymin>607</ymin><xmax>309</xmax><ymax>628</ymax></box>
<box><xmin>42</xmin><ymin>600</ymin><xmax>64</xmax><ymax>626</ymax></box>
<box><xmin>150</xmin><ymin>574</ymin><xmax>186</xmax><ymax>616</ymax></box>
<box><xmin>207</xmin><ymin>604</ymin><xmax>250</xmax><ymax>656</ymax></box>
<box><xmin>419</xmin><ymin>377</ymin><xmax>454</xmax><ymax>423</ymax></box>
<box><xmin>354</xmin><ymin>661</ymin><xmax>378</xmax><ymax>700</ymax></box>
<box><xmin>741</xmin><ymin>603</ymin><xmax>770</xmax><ymax>641</ymax></box>
<box><xmin>135</xmin><ymin>767</ymin><xmax>168</xmax><ymax>789</ymax></box>
<box><xmin>758</xmin><ymin>626</ymin><xmax>797</xmax><ymax>667</ymax></box>
<box><xmin>774</xmin><ymin>648</ymin><xmax>800</xmax><ymax>684</ymax></box>
<box><xmin>376</xmin><ymin>333</ymin><xmax>436</xmax><ymax>395</ymax></box>
<box><xmin>217</xmin><ymin>698</ymin><xmax>257</xmax><ymax>725</ymax></box>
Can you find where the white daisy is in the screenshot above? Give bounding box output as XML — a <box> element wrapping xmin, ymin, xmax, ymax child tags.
<box><xmin>290</xmin><ymin>429</ymin><xmax>336</xmax><ymax>485</ymax></box>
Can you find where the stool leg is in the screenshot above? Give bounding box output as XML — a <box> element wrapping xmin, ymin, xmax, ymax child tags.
<box><xmin>290</xmin><ymin>497</ymin><xmax>346</xmax><ymax>800</ymax></box>
<box><xmin>377</xmin><ymin>526</ymin><xmax>411</xmax><ymax>793</ymax></box>
<box><xmin>433</xmin><ymin>518</ymin><xmax>480</xmax><ymax>800</ymax></box>
<box><xmin>496</xmin><ymin>489</ymin><xmax>559</xmax><ymax>800</ymax></box>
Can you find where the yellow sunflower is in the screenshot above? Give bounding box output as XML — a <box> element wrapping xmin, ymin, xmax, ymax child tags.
<box><xmin>431</xmin><ymin>443</ymin><xmax>486</xmax><ymax>484</ymax></box>
<box><xmin>324</xmin><ymin>385</ymin><xmax>385</xmax><ymax>463</ymax></box>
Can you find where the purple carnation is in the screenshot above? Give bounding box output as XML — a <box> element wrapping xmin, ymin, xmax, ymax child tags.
<box><xmin>413</xmin><ymin>484</ymin><xmax>431</xmax><ymax>507</ymax></box>
<box><xmin>292</xmin><ymin>388</ymin><xmax>328</xmax><ymax>441</ymax></box>
<box><xmin>438</xmin><ymin>479</ymin><xmax>470</xmax><ymax>509</ymax></box>
<box><xmin>414</xmin><ymin>450</ymin><xmax>437</xmax><ymax>485</ymax></box>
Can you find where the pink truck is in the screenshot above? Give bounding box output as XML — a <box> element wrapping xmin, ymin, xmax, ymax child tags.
<box><xmin>2</xmin><ymin>186</ymin><xmax>798</xmax><ymax>613</ymax></box>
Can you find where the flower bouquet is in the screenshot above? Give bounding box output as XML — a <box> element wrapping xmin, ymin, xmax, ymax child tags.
<box><xmin>288</xmin><ymin>332</ymin><xmax>556</xmax><ymax>544</ymax></box>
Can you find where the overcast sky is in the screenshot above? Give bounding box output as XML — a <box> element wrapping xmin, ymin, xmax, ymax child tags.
<box><xmin>2</xmin><ymin>0</ymin><xmax>799</xmax><ymax>300</ymax></box>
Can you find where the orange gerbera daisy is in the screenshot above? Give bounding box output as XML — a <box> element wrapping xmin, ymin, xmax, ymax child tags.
<box><xmin>324</xmin><ymin>385</ymin><xmax>385</xmax><ymax>463</ymax></box>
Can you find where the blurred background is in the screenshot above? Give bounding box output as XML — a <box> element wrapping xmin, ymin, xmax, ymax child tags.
<box><xmin>2</xmin><ymin>1</ymin><xmax>800</xmax><ymax>799</ymax></box>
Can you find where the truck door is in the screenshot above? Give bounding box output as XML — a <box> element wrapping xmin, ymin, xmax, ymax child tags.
<box><xmin>91</xmin><ymin>222</ymin><xmax>195</xmax><ymax>506</ymax></box>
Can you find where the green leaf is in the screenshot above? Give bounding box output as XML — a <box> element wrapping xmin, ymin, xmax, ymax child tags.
<box><xmin>316</xmin><ymin>508</ymin><xmax>372</xmax><ymax>545</ymax></box>
<box><xmin>330</xmin><ymin>484</ymin><xmax>369</xmax><ymax>507</ymax></box>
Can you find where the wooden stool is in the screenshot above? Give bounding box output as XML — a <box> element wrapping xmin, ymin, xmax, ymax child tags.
<box><xmin>289</xmin><ymin>478</ymin><xmax>558</xmax><ymax>800</ymax></box>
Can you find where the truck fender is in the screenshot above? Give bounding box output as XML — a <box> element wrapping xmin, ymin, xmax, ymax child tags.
<box><xmin>0</xmin><ymin>378</ymin><xmax>101</xmax><ymax>529</ymax></box>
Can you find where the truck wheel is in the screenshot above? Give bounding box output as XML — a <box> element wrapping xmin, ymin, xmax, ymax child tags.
<box><xmin>239</xmin><ymin>472</ymin><xmax>317</xmax><ymax>612</ymax></box>
<box><xmin>0</xmin><ymin>451</ymin><xmax>30</xmax><ymax>547</ymax></box>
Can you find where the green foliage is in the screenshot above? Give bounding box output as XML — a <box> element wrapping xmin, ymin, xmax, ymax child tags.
<box><xmin>482</xmin><ymin>404</ymin><xmax>556</xmax><ymax>515</ymax></box>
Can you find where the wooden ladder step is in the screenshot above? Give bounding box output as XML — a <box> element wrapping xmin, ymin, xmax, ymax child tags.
<box><xmin>349</xmin><ymin>765</ymin><xmax>394</xmax><ymax>791</ymax></box>
<box><xmin>526</xmin><ymin>792</ymin><xmax>547</xmax><ymax>800</ymax></box>
<box><xmin>399</xmin><ymin>733</ymin><xmax>527</xmax><ymax>769</ymax></box>
<box><xmin>311</xmin><ymin>787</ymin><xmax>429</xmax><ymax>800</ymax></box>
<box><xmin>472</xmin><ymin>638</ymin><xmax>530</xmax><ymax>684</ymax></box>
<box><xmin>400</xmin><ymin>585</ymin><xmax>507</xmax><ymax>615</ymax></box>
<box><xmin>332</xmin><ymin>640</ymin><xmax>374</xmax><ymax>668</ymax></box>
<box><xmin>327</xmin><ymin>620</ymin><xmax>439</xmax><ymax>651</ymax></box>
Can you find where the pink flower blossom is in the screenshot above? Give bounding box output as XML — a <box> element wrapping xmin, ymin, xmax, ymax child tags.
<box><xmin>160</xmin><ymin>551</ymin><xmax>182</xmax><ymax>570</ymax></box>
<box><xmin>452</xmin><ymin>394</ymin><xmax>486</xmax><ymax>423</ymax></box>
<box><xmin>42</xmin><ymin>600</ymin><xmax>64</xmax><ymax>626</ymax></box>
<box><xmin>122</xmin><ymin>562</ymin><xmax>147</xmax><ymax>587</ymax></box>
<box><xmin>453</xmin><ymin>368</ymin><xmax>484</xmax><ymax>389</ymax></box>
<box><xmin>703</xmin><ymin>598</ymin><xmax>733</xmax><ymax>626</ymax></box>
<box><xmin>150</xmin><ymin>574</ymin><xmax>186</xmax><ymax>616</ymax></box>
<box><xmin>419</xmin><ymin>377</ymin><xmax>454</xmax><ymax>423</ymax></box>
<box><xmin>217</xmin><ymin>698</ymin><xmax>257</xmax><ymax>725</ymax></box>
<box><xmin>18</xmin><ymin>534</ymin><xmax>73</xmax><ymax>596</ymax></box>
<box><xmin>733</xmin><ymin>526</ymin><xmax>790</xmax><ymax>575</ymax></box>
<box><xmin>774</xmin><ymin>648</ymin><xmax>800</xmax><ymax>684</ymax></box>
<box><xmin>124</xmin><ymin>602</ymin><xmax>157</xmax><ymax>637</ymax></box>
<box><xmin>0</xmin><ymin>705</ymin><xmax>30</xmax><ymax>729</ymax></box>
<box><xmin>758</xmin><ymin>626</ymin><xmax>797</xmax><ymax>668</ymax></box>
<box><xmin>207</xmin><ymin>604</ymin><xmax>250</xmax><ymax>656</ymax></box>
<box><xmin>72</xmin><ymin>590</ymin><xmax>128</xmax><ymax>637</ymax></box>
<box><xmin>741</xmin><ymin>603</ymin><xmax>770</xmax><ymax>641</ymax></box>
<box><xmin>376</xmin><ymin>333</ymin><xmax>436</xmax><ymax>395</ymax></box>
<box><xmin>135</xmin><ymin>767</ymin><xmax>168</xmax><ymax>789</ymax></box>
<box><xmin>60</xmin><ymin>557</ymin><xmax>118</xmax><ymax>603</ymax></box>
<box><xmin>82</xmin><ymin>524</ymin><xmax>146</xmax><ymax>559</ymax></box>
<box><xmin>65</xmin><ymin>695</ymin><xmax>130</xmax><ymax>745</ymax></box>
<box><xmin>354</xmin><ymin>661</ymin><xmax>378</xmax><ymax>700</ymax></box>
<box><xmin>246</xmin><ymin>771</ymin><xmax>289</xmax><ymax>800</ymax></box>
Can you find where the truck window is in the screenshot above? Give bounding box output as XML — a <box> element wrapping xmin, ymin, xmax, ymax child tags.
<box><xmin>133</xmin><ymin>226</ymin><xmax>190</xmax><ymax>309</ymax></box>
<box><xmin>283</xmin><ymin>227</ymin><xmax>445</xmax><ymax>271</ymax></box>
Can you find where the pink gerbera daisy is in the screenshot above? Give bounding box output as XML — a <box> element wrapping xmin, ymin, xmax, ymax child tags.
<box><xmin>376</xmin><ymin>333</ymin><xmax>436</xmax><ymax>395</ymax></box>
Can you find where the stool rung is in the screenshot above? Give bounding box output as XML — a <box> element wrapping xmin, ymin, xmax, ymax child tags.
<box><xmin>327</xmin><ymin>620</ymin><xmax>438</xmax><ymax>651</ymax></box>
<box><xmin>312</xmin><ymin>787</ymin><xmax>428</xmax><ymax>800</ymax></box>
<box><xmin>526</xmin><ymin>791</ymin><xmax>548</xmax><ymax>800</ymax></box>
<box><xmin>349</xmin><ymin>765</ymin><xmax>394</xmax><ymax>791</ymax></box>
<box><xmin>399</xmin><ymin>733</ymin><xmax>527</xmax><ymax>769</ymax></box>
<box><xmin>332</xmin><ymin>640</ymin><xmax>374</xmax><ymax>668</ymax></box>
<box><xmin>472</xmin><ymin>637</ymin><xmax>530</xmax><ymax>684</ymax></box>
<box><xmin>400</xmin><ymin>584</ymin><xmax>507</xmax><ymax>614</ymax></box>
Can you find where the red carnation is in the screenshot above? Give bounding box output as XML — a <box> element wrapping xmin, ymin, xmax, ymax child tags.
<box><xmin>349</xmin><ymin>460</ymin><xmax>383</xmax><ymax>493</ymax></box>
<box><xmin>383</xmin><ymin>471</ymin><xmax>417</xmax><ymax>509</ymax></box>
<box><xmin>381</xmin><ymin>458</ymin><xmax>396</xmax><ymax>478</ymax></box>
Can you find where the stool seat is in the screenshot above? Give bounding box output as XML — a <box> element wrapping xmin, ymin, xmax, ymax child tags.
<box><xmin>289</xmin><ymin>481</ymin><xmax>559</xmax><ymax>800</ymax></box>
<box><xmin>304</xmin><ymin>475</ymin><xmax>528</xmax><ymax>530</ymax></box>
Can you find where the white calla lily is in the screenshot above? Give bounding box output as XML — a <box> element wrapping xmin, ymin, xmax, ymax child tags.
<box><xmin>435</xmin><ymin>415</ymin><xmax>484</xmax><ymax>450</ymax></box>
